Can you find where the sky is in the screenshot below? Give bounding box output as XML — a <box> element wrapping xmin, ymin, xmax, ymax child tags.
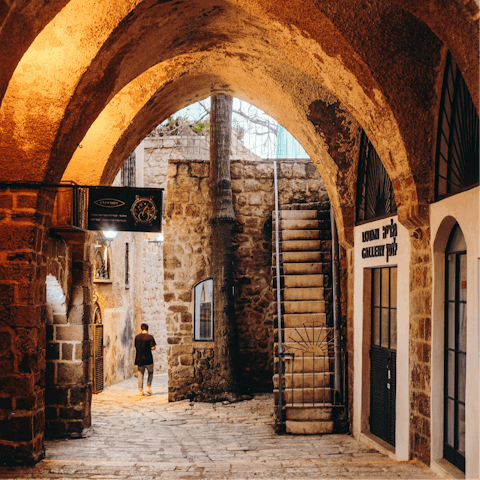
<box><xmin>169</xmin><ymin>98</ymin><xmax>308</xmax><ymax>159</ymax></box>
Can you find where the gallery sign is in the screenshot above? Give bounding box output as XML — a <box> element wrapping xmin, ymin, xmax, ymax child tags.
<box><xmin>361</xmin><ymin>218</ymin><xmax>398</xmax><ymax>262</ymax></box>
<box><xmin>88</xmin><ymin>187</ymin><xmax>163</xmax><ymax>232</ymax></box>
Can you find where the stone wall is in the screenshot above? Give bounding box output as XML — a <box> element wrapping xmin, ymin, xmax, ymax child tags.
<box><xmin>44</xmin><ymin>231</ymin><xmax>95</xmax><ymax>438</ymax></box>
<box><xmin>164</xmin><ymin>158</ymin><xmax>328</xmax><ymax>400</ymax></box>
<box><xmin>140</xmin><ymin>240</ymin><xmax>167</xmax><ymax>373</ymax></box>
<box><xmin>0</xmin><ymin>187</ymin><xmax>52</xmax><ymax>464</ymax></box>
<box><xmin>141</xmin><ymin>139</ymin><xmax>169</xmax><ymax>373</ymax></box>
<box><xmin>94</xmin><ymin>231</ymin><xmax>137</xmax><ymax>387</ymax></box>
<box><xmin>408</xmin><ymin>226</ymin><xmax>433</xmax><ymax>464</ymax></box>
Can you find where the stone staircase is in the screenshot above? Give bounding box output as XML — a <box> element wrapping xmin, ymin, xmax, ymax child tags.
<box><xmin>273</xmin><ymin>204</ymin><xmax>336</xmax><ymax>434</ymax></box>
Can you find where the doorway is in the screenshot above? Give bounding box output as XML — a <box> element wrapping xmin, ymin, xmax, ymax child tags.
<box><xmin>443</xmin><ymin>224</ymin><xmax>466</xmax><ymax>472</ymax></box>
<box><xmin>93</xmin><ymin>304</ymin><xmax>104</xmax><ymax>394</ymax></box>
<box><xmin>370</xmin><ymin>266</ymin><xmax>397</xmax><ymax>446</ymax></box>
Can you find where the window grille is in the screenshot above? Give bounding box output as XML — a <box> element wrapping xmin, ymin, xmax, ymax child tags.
<box><xmin>194</xmin><ymin>279</ymin><xmax>213</xmax><ymax>341</ymax></box>
<box><xmin>356</xmin><ymin>132</ymin><xmax>397</xmax><ymax>223</ymax></box>
<box><xmin>122</xmin><ymin>153</ymin><xmax>136</xmax><ymax>187</ymax></box>
<box><xmin>435</xmin><ymin>52</ymin><xmax>479</xmax><ymax>200</ymax></box>
<box><xmin>125</xmin><ymin>243</ymin><xmax>130</xmax><ymax>288</ymax></box>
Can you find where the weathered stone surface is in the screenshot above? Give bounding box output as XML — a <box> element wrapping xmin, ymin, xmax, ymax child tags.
<box><xmin>164</xmin><ymin>159</ymin><xmax>327</xmax><ymax>399</ymax></box>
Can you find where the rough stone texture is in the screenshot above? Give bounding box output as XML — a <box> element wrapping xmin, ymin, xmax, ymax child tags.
<box><xmin>0</xmin><ymin>375</ymin><xmax>441</xmax><ymax>479</ymax></box>
<box><xmin>0</xmin><ymin>0</ymin><xmax>477</xmax><ymax>469</ymax></box>
<box><xmin>165</xmin><ymin>158</ymin><xmax>327</xmax><ymax>400</ymax></box>
<box><xmin>0</xmin><ymin>187</ymin><xmax>52</xmax><ymax>465</ymax></box>
<box><xmin>408</xmin><ymin>226</ymin><xmax>433</xmax><ymax>465</ymax></box>
<box><xmin>44</xmin><ymin>231</ymin><xmax>95</xmax><ymax>439</ymax></box>
<box><xmin>140</xmin><ymin>139</ymin><xmax>169</xmax><ymax>374</ymax></box>
<box><xmin>342</xmin><ymin>246</ymin><xmax>354</xmax><ymax>431</ymax></box>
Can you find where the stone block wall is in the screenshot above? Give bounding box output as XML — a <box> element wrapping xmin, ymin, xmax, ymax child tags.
<box><xmin>164</xmin><ymin>158</ymin><xmax>328</xmax><ymax>400</ymax></box>
<box><xmin>141</xmin><ymin>140</ymin><xmax>169</xmax><ymax>373</ymax></box>
<box><xmin>408</xmin><ymin>226</ymin><xmax>433</xmax><ymax>464</ymax></box>
<box><xmin>0</xmin><ymin>187</ymin><xmax>52</xmax><ymax>464</ymax></box>
<box><xmin>94</xmin><ymin>231</ymin><xmax>138</xmax><ymax>387</ymax></box>
<box><xmin>141</xmin><ymin>241</ymin><xmax>167</xmax><ymax>373</ymax></box>
<box><xmin>44</xmin><ymin>231</ymin><xmax>95</xmax><ymax>438</ymax></box>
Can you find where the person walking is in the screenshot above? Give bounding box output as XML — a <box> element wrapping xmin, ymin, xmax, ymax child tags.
<box><xmin>134</xmin><ymin>323</ymin><xmax>156</xmax><ymax>395</ymax></box>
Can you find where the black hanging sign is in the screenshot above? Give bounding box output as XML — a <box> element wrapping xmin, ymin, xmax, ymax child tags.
<box><xmin>88</xmin><ymin>187</ymin><xmax>163</xmax><ymax>232</ymax></box>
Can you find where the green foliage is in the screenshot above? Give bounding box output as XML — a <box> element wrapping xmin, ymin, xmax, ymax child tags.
<box><xmin>191</xmin><ymin>122</ymin><xmax>210</xmax><ymax>133</ymax></box>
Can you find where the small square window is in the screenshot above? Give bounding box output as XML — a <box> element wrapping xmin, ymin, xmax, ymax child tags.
<box><xmin>194</xmin><ymin>279</ymin><xmax>213</xmax><ymax>341</ymax></box>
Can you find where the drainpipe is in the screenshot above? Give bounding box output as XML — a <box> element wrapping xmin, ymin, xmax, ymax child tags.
<box><xmin>274</xmin><ymin>161</ymin><xmax>284</xmax><ymax>426</ymax></box>
<box><xmin>330</xmin><ymin>205</ymin><xmax>342</xmax><ymax>404</ymax></box>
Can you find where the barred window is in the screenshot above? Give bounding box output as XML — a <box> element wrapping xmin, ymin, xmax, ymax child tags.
<box><xmin>435</xmin><ymin>52</ymin><xmax>479</xmax><ymax>200</ymax></box>
<box><xmin>122</xmin><ymin>153</ymin><xmax>136</xmax><ymax>187</ymax></box>
<box><xmin>356</xmin><ymin>132</ymin><xmax>397</xmax><ymax>224</ymax></box>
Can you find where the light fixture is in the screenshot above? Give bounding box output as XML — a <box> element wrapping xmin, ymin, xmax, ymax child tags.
<box><xmin>148</xmin><ymin>232</ymin><xmax>164</xmax><ymax>245</ymax></box>
<box><xmin>103</xmin><ymin>230</ymin><xmax>118</xmax><ymax>239</ymax></box>
<box><xmin>96</xmin><ymin>230</ymin><xmax>117</xmax><ymax>247</ymax></box>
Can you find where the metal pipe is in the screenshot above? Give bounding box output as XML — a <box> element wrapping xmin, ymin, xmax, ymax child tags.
<box><xmin>274</xmin><ymin>161</ymin><xmax>284</xmax><ymax>423</ymax></box>
<box><xmin>330</xmin><ymin>206</ymin><xmax>342</xmax><ymax>403</ymax></box>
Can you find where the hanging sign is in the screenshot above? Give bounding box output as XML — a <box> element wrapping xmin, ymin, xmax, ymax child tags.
<box><xmin>88</xmin><ymin>187</ymin><xmax>163</xmax><ymax>232</ymax></box>
<box><xmin>361</xmin><ymin>218</ymin><xmax>398</xmax><ymax>263</ymax></box>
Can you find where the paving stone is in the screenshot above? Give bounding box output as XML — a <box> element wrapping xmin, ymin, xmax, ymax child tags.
<box><xmin>0</xmin><ymin>375</ymin><xmax>439</xmax><ymax>479</ymax></box>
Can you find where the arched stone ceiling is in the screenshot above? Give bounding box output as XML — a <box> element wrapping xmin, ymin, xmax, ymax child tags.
<box><xmin>0</xmin><ymin>0</ymin><xmax>476</xmax><ymax>241</ymax></box>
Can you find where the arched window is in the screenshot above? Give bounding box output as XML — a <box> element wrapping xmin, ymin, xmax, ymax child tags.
<box><xmin>435</xmin><ymin>52</ymin><xmax>479</xmax><ymax>200</ymax></box>
<box><xmin>194</xmin><ymin>279</ymin><xmax>213</xmax><ymax>341</ymax></box>
<box><xmin>444</xmin><ymin>223</ymin><xmax>467</xmax><ymax>472</ymax></box>
<box><xmin>356</xmin><ymin>132</ymin><xmax>397</xmax><ymax>224</ymax></box>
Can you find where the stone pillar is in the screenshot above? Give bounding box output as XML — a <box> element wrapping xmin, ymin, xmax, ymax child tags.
<box><xmin>408</xmin><ymin>225</ymin><xmax>433</xmax><ymax>464</ymax></box>
<box><xmin>0</xmin><ymin>187</ymin><xmax>50</xmax><ymax>465</ymax></box>
<box><xmin>45</xmin><ymin>231</ymin><xmax>94</xmax><ymax>438</ymax></box>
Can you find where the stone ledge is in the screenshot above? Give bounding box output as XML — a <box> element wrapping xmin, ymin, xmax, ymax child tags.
<box><xmin>430</xmin><ymin>458</ymin><xmax>465</xmax><ymax>480</ymax></box>
<box><xmin>359</xmin><ymin>432</ymin><xmax>396</xmax><ymax>460</ymax></box>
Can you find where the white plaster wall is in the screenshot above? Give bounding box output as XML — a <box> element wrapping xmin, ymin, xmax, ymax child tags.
<box><xmin>353</xmin><ymin>215</ymin><xmax>410</xmax><ymax>461</ymax></box>
<box><xmin>430</xmin><ymin>186</ymin><xmax>479</xmax><ymax>480</ymax></box>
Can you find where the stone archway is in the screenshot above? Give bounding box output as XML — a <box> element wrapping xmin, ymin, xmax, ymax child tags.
<box><xmin>0</xmin><ymin>0</ymin><xmax>478</xmax><ymax>467</ymax></box>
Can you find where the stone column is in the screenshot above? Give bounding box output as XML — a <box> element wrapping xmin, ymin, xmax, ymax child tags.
<box><xmin>0</xmin><ymin>187</ymin><xmax>50</xmax><ymax>465</ymax></box>
<box><xmin>45</xmin><ymin>231</ymin><xmax>94</xmax><ymax>438</ymax></box>
<box><xmin>407</xmin><ymin>224</ymin><xmax>433</xmax><ymax>463</ymax></box>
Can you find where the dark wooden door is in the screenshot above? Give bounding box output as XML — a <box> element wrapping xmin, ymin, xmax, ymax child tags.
<box><xmin>370</xmin><ymin>267</ymin><xmax>397</xmax><ymax>446</ymax></box>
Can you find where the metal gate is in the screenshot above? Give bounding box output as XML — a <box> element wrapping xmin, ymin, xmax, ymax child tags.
<box><xmin>93</xmin><ymin>306</ymin><xmax>104</xmax><ymax>394</ymax></box>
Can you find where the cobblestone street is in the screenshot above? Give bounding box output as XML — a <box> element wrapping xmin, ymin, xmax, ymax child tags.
<box><xmin>1</xmin><ymin>375</ymin><xmax>439</xmax><ymax>479</ymax></box>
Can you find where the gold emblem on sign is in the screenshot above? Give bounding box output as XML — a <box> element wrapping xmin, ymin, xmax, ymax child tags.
<box><xmin>130</xmin><ymin>195</ymin><xmax>158</xmax><ymax>225</ymax></box>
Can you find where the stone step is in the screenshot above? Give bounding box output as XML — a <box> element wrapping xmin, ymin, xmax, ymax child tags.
<box><xmin>282</xmin><ymin>300</ymin><xmax>325</xmax><ymax>314</ymax></box>
<box><xmin>281</xmin><ymin>313</ymin><xmax>327</xmax><ymax>328</ymax></box>
<box><xmin>286</xmin><ymin>420</ymin><xmax>334</xmax><ymax>434</ymax></box>
<box><xmin>283</xmin><ymin>326</ymin><xmax>331</xmax><ymax>344</ymax></box>
<box><xmin>283</xmin><ymin>263</ymin><xmax>323</xmax><ymax>275</ymax></box>
<box><xmin>284</xmin><ymin>275</ymin><xmax>324</xmax><ymax>288</ymax></box>
<box><xmin>281</xmin><ymin>342</ymin><xmax>329</xmax><ymax>355</ymax></box>
<box><xmin>282</xmin><ymin>230</ymin><xmax>320</xmax><ymax>241</ymax></box>
<box><xmin>273</xmin><ymin>372</ymin><xmax>332</xmax><ymax>389</ymax></box>
<box><xmin>286</xmin><ymin>406</ymin><xmax>333</xmax><ymax>421</ymax></box>
<box><xmin>279</xmin><ymin>210</ymin><xmax>318</xmax><ymax>220</ymax></box>
<box><xmin>282</xmin><ymin>252</ymin><xmax>322</xmax><ymax>263</ymax></box>
<box><xmin>276</xmin><ymin>356</ymin><xmax>333</xmax><ymax>373</ymax></box>
<box><xmin>283</xmin><ymin>287</ymin><xmax>324</xmax><ymax>301</ymax></box>
<box><xmin>282</xmin><ymin>240</ymin><xmax>321</xmax><ymax>252</ymax></box>
<box><xmin>280</xmin><ymin>219</ymin><xmax>319</xmax><ymax>231</ymax></box>
<box><xmin>274</xmin><ymin>388</ymin><xmax>332</xmax><ymax>404</ymax></box>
